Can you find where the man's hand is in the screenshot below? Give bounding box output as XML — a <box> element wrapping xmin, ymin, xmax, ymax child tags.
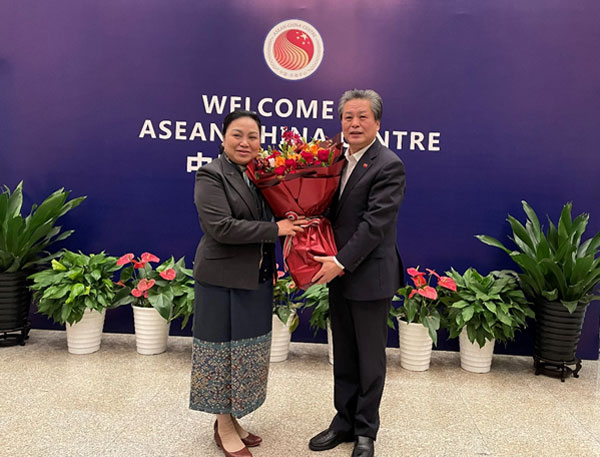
<box><xmin>311</xmin><ymin>256</ymin><xmax>344</xmax><ymax>285</ymax></box>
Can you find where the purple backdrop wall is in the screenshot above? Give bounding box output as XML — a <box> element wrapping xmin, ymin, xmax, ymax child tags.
<box><xmin>2</xmin><ymin>1</ymin><xmax>599</xmax><ymax>358</ymax></box>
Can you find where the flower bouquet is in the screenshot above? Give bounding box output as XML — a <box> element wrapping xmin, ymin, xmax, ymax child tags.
<box><xmin>246</xmin><ymin>128</ymin><xmax>345</xmax><ymax>289</ymax></box>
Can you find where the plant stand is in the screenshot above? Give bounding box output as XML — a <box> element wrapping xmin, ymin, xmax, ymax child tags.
<box><xmin>533</xmin><ymin>300</ymin><xmax>587</xmax><ymax>381</ymax></box>
<box><xmin>533</xmin><ymin>356</ymin><xmax>582</xmax><ymax>382</ymax></box>
<box><xmin>0</xmin><ymin>324</ymin><xmax>31</xmax><ymax>347</ymax></box>
<box><xmin>0</xmin><ymin>272</ymin><xmax>32</xmax><ymax>347</ymax></box>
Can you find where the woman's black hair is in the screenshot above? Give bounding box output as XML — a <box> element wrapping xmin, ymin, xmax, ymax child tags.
<box><xmin>222</xmin><ymin>109</ymin><xmax>261</xmax><ymax>135</ymax></box>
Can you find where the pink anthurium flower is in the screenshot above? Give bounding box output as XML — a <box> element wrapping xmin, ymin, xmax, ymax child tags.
<box><xmin>141</xmin><ymin>252</ymin><xmax>160</xmax><ymax>263</ymax></box>
<box><xmin>117</xmin><ymin>253</ymin><xmax>134</xmax><ymax>266</ymax></box>
<box><xmin>407</xmin><ymin>267</ymin><xmax>425</xmax><ymax>277</ymax></box>
<box><xmin>131</xmin><ymin>288</ymin><xmax>142</xmax><ymax>297</ymax></box>
<box><xmin>137</xmin><ymin>278</ymin><xmax>155</xmax><ymax>292</ymax></box>
<box><xmin>133</xmin><ymin>260</ymin><xmax>147</xmax><ymax>269</ymax></box>
<box><xmin>411</xmin><ymin>275</ymin><xmax>427</xmax><ymax>288</ymax></box>
<box><xmin>409</xmin><ymin>286</ymin><xmax>438</xmax><ymax>300</ymax></box>
<box><xmin>159</xmin><ymin>268</ymin><xmax>176</xmax><ymax>280</ymax></box>
<box><xmin>426</xmin><ymin>268</ymin><xmax>441</xmax><ymax>279</ymax></box>
<box><xmin>438</xmin><ymin>276</ymin><xmax>457</xmax><ymax>292</ymax></box>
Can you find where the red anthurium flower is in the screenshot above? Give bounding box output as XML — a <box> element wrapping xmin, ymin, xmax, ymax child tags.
<box><xmin>426</xmin><ymin>268</ymin><xmax>441</xmax><ymax>279</ymax></box>
<box><xmin>274</xmin><ymin>166</ymin><xmax>286</xmax><ymax>176</ymax></box>
<box><xmin>317</xmin><ymin>149</ymin><xmax>330</xmax><ymax>162</ymax></box>
<box><xmin>131</xmin><ymin>288</ymin><xmax>142</xmax><ymax>297</ymax></box>
<box><xmin>411</xmin><ymin>275</ymin><xmax>427</xmax><ymax>288</ymax></box>
<box><xmin>116</xmin><ymin>281</ymin><xmax>125</xmax><ymax>287</ymax></box>
<box><xmin>159</xmin><ymin>268</ymin><xmax>176</xmax><ymax>280</ymax></box>
<box><xmin>407</xmin><ymin>267</ymin><xmax>425</xmax><ymax>277</ymax></box>
<box><xmin>417</xmin><ymin>286</ymin><xmax>438</xmax><ymax>300</ymax></box>
<box><xmin>117</xmin><ymin>253</ymin><xmax>134</xmax><ymax>266</ymax></box>
<box><xmin>438</xmin><ymin>276</ymin><xmax>457</xmax><ymax>292</ymax></box>
<box><xmin>137</xmin><ymin>278</ymin><xmax>156</xmax><ymax>292</ymax></box>
<box><xmin>133</xmin><ymin>260</ymin><xmax>147</xmax><ymax>269</ymax></box>
<box><xmin>141</xmin><ymin>252</ymin><xmax>160</xmax><ymax>263</ymax></box>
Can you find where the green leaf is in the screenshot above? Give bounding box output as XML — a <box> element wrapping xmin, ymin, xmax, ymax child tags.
<box><xmin>561</xmin><ymin>300</ymin><xmax>579</xmax><ymax>314</ymax></box>
<box><xmin>65</xmin><ymin>283</ymin><xmax>85</xmax><ymax>304</ymax></box>
<box><xmin>482</xmin><ymin>301</ymin><xmax>497</xmax><ymax>313</ymax></box>
<box><xmin>148</xmin><ymin>293</ymin><xmax>172</xmax><ymax>321</ymax></box>
<box><xmin>475</xmin><ymin>235</ymin><xmax>511</xmax><ymax>254</ymax></box>
<box><xmin>51</xmin><ymin>259</ymin><xmax>67</xmax><ymax>271</ymax></box>
<box><xmin>461</xmin><ymin>307</ymin><xmax>474</xmax><ymax>322</ymax></box>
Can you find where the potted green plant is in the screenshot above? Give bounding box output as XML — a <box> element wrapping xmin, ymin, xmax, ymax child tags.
<box><xmin>444</xmin><ymin>268</ymin><xmax>534</xmax><ymax>373</ymax></box>
<box><xmin>476</xmin><ymin>201</ymin><xmax>600</xmax><ymax>379</ymax></box>
<box><xmin>0</xmin><ymin>182</ymin><xmax>85</xmax><ymax>345</ymax></box>
<box><xmin>271</xmin><ymin>270</ymin><xmax>302</xmax><ymax>362</ymax></box>
<box><xmin>113</xmin><ymin>252</ymin><xmax>194</xmax><ymax>355</ymax></box>
<box><xmin>391</xmin><ymin>267</ymin><xmax>457</xmax><ymax>371</ymax></box>
<box><xmin>28</xmin><ymin>250</ymin><xmax>118</xmax><ymax>354</ymax></box>
<box><xmin>299</xmin><ymin>283</ymin><xmax>332</xmax><ymax>364</ymax></box>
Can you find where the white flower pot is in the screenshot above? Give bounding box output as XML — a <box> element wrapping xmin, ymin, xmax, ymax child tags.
<box><xmin>397</xmin><ymin>319</ymin><xmax>433</xmax><ymax>371</ymax></box>
<box><xmin>270</xmin><ymin>312</ymin><xmax>296</xmax><ymax>362</ymax></box>
<box><xmin>326</xmin><ymin>320</ymin><xmax>333</xmax><ymax>365</ymax></box>
<box><xmin>459</xmin><ymin>328</ymin><xmax>495</xmax><ymax>373</ymax></box>
<box><xmin>65</xmin><ymin>308</ymin><xmax>106</xmax><ymax>355</ymax></box>
<box><xmin>132</xmin><ymin>305</ymin><xmax>170</xmax><ymax>355</ymax></box>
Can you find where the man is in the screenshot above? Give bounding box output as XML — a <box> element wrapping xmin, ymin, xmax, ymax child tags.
<box><xmin>310</xmin><ymin>89</ymin><xmax>406</xmax><ymax>457</ymax></box>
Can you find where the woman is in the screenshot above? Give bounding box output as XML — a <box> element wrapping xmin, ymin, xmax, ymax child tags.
<box><xmin>190</xmin><ymin>109</ymin><xmax>305</xmax><ymax>457</ymax></box>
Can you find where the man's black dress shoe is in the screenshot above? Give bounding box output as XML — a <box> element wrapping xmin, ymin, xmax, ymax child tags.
<box><xmin>352</xmin><ymin>436</ymin><xmax>374</xmax><ymax>457</ymax></box>
<box><xmin>308</xmin><ymin>428</ymin><xmax>353</xmax><ymax>451</ymax></box>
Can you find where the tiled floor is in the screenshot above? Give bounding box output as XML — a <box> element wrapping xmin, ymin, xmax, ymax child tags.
<box><xmin>1</xmin><ymin>330</ymin><xmax>599</xmax><ymax>457</ymax></box>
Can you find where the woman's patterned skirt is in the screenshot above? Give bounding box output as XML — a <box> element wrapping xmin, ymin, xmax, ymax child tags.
<box><xmin>189</xmin><ymin>281</ymin><xmax>272</xmax><ymax>418</ymax></box>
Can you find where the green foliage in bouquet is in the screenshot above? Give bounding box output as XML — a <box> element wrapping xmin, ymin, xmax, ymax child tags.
<box><xmin>476</xmin><ymin>201</ymin><xmax>600</xmax><ymax>313</ymax></box>
<box><xmin>29</xmin><ymin>251</ymin><xmax>119</xmax><ymax>325</ymax></box>
<box><xmin>0</xmin><ymin>181</ymin><xmax>86</xmax><ymax>272</ymax></box>
<box><xmin>444</xmin><ymin>268</ymin><xmax>535</xmax><ymax>348</ymax></box>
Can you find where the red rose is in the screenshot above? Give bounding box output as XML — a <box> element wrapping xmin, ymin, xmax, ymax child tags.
<box><xmin>301</xmin><ymin>151</ymin><xmax>314</xmax><ymax>164</ymax></box>
<box><xmin>317</xmin><ymin>149</ymin><xmax>330</xmax><ymax>162</ymax></box>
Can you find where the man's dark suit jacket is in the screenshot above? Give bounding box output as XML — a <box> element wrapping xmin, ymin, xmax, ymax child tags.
<box><xmin>193</xmin><ymin>155</ymin><xmax>278</xmax><ymax>290</ymax></box>
<box><xmin>330</xmin><ymin>140</ymin><xmax>406</xmax><ymax>301</ymax></box>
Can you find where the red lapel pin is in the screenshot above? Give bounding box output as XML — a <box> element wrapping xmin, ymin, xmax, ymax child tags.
<box><xmin>363</xmin><ymin>163</ymin><xmax>368</xmax><ymax>168</ymax></box>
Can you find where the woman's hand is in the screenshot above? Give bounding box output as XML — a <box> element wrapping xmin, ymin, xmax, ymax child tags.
<box><xmin>277</xmin><ymin>218</ymin><xmax>307</xmax><ymax>236</ymax></box>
